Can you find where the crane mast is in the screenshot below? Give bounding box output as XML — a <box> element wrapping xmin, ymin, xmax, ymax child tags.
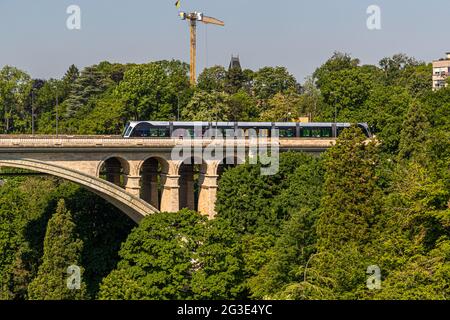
<box><xmin>179</xmin><ymin>12</ymin><xmax>224</xmax><ymax>86</ymax></box>
<box><xmin>190</xmin><ymin>19</ymin><xmax>197</xmax><ymax>86</ymax></box>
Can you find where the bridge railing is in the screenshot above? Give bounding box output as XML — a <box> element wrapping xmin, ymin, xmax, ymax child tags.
<box><xmin>0</xmin><ymin>136</ymin><xmax>337</xmax><ymax>149</ymax></box>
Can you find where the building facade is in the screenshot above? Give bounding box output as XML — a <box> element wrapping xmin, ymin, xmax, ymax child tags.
<box><xmin>432</xmin><ymin>52</ymin><xmax>450</xmax><ymax>90</ymax></box>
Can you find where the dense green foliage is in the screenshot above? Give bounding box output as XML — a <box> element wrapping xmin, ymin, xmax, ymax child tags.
<box><xmin>98</xmin><ymin>210</ymin><xmax>245</xmax><ymax>300</ymax></box>
<box><xmin>0</xmin><ymin>51</ymin><xmax>449</xmax><ymax>300</ymax></box>
<box><xmin>27</xmin><ymin>200</ymin><xmax>88</xmax><ymax>300</ymax></box>
<box><xmin>0</xmin><ymin>178</ymin><xmax>134</xmax><ymax>299</ymax></box>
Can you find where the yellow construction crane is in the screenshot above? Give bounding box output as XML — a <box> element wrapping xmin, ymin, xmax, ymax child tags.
<box><xmin>179</xmin><ymin>12</ymin><xmax>225</xmax><ymax>86</ymax></box>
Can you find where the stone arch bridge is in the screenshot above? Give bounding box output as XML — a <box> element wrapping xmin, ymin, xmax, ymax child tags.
<box><xmin>0</xmin><ymin>136</ymin><xmax>335</xmax><ymax>223</ymax></box>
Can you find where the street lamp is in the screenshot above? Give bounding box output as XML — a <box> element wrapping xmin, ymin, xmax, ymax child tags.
<box><xmin>31</xmin><ymin>88</ymin><xmax>35</xmax><ymax>136</ymax></box>
<box><xmin>56</xmin><ymin>95</ymin><xmax>59</xmax><ymax>137</ymax></box>
<box><xmin>54</xmin><ymin>84</ymin><xmax>59</xmax><ymax>137</ymax></box>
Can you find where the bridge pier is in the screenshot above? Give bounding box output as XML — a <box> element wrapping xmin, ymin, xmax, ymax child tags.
<box><xmin>160</xmin><ymin>174</ymin><xmax>180</xmax><ymax>213</ymax></box>
<box><xmin>125</xmin><ymin>175</ymin><xmax>141</xmax><ymax>197</ymax></box>
<box><xmin>198</xmin><ymin>173</ymin><xmax>219</xmax><ymax>219</ymax></box>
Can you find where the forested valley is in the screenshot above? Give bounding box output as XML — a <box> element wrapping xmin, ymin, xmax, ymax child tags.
<box><xmin>0</xmin><ymin>52</ymin><xmax>449</xmax><ymax>299</ymax></box>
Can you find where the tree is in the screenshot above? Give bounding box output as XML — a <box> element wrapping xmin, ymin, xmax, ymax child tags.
<box><xmin>61</xmin><ymin>64</ymin><xmax>79</xmax><ymax>99</ymax></box>
<box><xmin>317</xmin><ymin>126</ymin><xmax>381</xmax><ymax>248</ymax></box>
<box><xmin>369</xmin><ymin>160</ymin><xmax>450</xmax><ymax>300</ymax></box>
<box><xmin>313</xmin><ymin>52</ymin><xmax>360</xmax><ymax>89</ymax></box>
<box><xmin>259</xmin><ymin>91</ymin><xmax>302</xmax><ymax>121</ymax></box>
<box><xmin>398</xmin><ymin>100</ymin><xmax>430</xmax><ymax>161</ymax></box>
<box><xmin>98</xmin><ymin>210</ymin><xmax>244</xmax><ymax>300</ymax></box>
<box><xmin>98</xmin><ymin>210</ymin><xmax>203</xmax><ymax>300</ymax></box>
<box><xmin>64</xmin><ymin>65</ymin><xmax>109</xmax><ymax>118</ymax></box>
<box><xmin>379</xmin><ymin>54</ymin><xmax>420</xmax><ymax>84</ymax></box>
<box><xmin>77</xmin><ymin>96</ymin><xmax>126</xmax><ymax>135</ymax></box>
<box><xmin>249</xmin><ymin>159</ymin><xmax>324</xmax><ymax>299</ymax></box>
<box><xmin>285</xmin><ymin>127</ymin><xmax>382</xmax><ymax>299</ymax></box>
<box><xmin>181</xmin><ymin>90</ymin><xmax>230</xmax><ymax>121</ymax></box>
<box><xmin>227</xmin><ymin>90</ymin><xmax>258</xmax><ymax>121</ymax></box>
<box><xmin>115</xmin><ymin>61</ymin><xmax>190</xmax><ymax>121</ymax></box>
<box><xmin>50</xmin><ymin>182</ymin><xmax>136</xmax><ymax>298</ymax></box>
<box><xmin>197</xmin><ymin>66</ymin><xmax>227</xmax><ymax>92</ymax></box>
<box><xmin>252</xmin><ymin>67</ymin><xmax>298</xmax><ymax>100</ymax></box>
<box><xmin>363</xmin><ymin>85</ymin><xmax>412</xmax><ymax>154</ymax></box>
<box><xmin>216</xmin><ymin>152</ymin><xmax>317</xmax><ymax>236</ymax></box>
<box><xmin>373</xmin><ymin>241</ymin><xmax>450</xmax><ymax>300</ymax></box>
<box><xmin>0</xmin><ymin>66</ymin><xmax>32</xmax><ymax>133</ymax></box>
<box><xmin>0</xmin><ymin>176</ymin><xmax>61</xmax><ymax>300</ymax></box>
<box><xmin>28</xmin><ymin>199</ymin><xmax>88</xmax><ymax>300</ymax></box>
<box><xmin>190</xmin><ymin>219</ymin><xmax>246</xmax><ymax>299</ymax></box>
<box><xmin>316</xmin><ymin>67</ymin><xmax>378</xmax><ymax>122</ymax></box>
<box><xmin>225</xmin><ymin>65</ymin><xmax>245</xmax><ymax>94</ymax></box>
<box><xmin>298</xmin><ymin>77</ymin><xmax>323</xmax><ymax>121</ymax></box>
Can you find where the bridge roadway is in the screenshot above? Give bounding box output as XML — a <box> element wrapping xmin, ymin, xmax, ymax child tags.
<box><xmin>0</xmin><ymin>135</ymin><xmax>336</xmax><ymax>222</ymax></box>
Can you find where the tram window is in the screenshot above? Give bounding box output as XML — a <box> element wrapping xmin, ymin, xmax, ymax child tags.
<box><xmin>311</xmin><ymin>129</ymin><xmax>321</xmax><ymax>137</ymax></box>
<box><xmin>149</xmin><ymin>129</ymin><xmax>159</xmax><ymax>137</ymax></box>
<box><xmin>131</xmin><ymin>129</ymin><xmax>149</xmax><ymax>137</ymax></box>
<box><xmin>159</xmin><ymin>129</ymin><xmax>169</xmax><ymax>137</ymax></box>
<box><xmin>302</xmin><ymin>127</ymin><xmax>329</xmax><ymax>138</ymax></box>
<box><xmin>301</xmin><ymin>128</ymin><xmax>311</xmax><ymax>137</ymax></box>
<box><xmin>210</xmin><ymin>128</ymin><xmax>225</xmax><ymax>138</ymax></box>
<box><xmin>131</xmin><ymin>123</ymin><xmax>152</xmax><ymax>137</ymax></box>
<box><xmin>172</xmin><ymin>128</ymin><xmax>193</xmax><ymax>138</ymax></box>
<box><xmin>234</xmin><ymin>129</ymin><xmax>245</xmax><ymax>138</ymax></box>
<box><xmin>279</xmin><ymin>128</ymin><xmax>295</xmax><ymax>138</ymax></box>
<box><xmin>321</xmin><ymin>128</ymin><xmax>332</xmax><ymax>137</ymax></box>
<box><xmin>224</xmin><ymin>129</ymin><xmax>235</xmax><ymax>138</ymax></box>
<box><xmin>245</xmin><ymin>129</ymin><xmax>258</xmax><ymax>138</ymax></box>
<box><xmin>202</xmin><ymin>127</ymin><xmax>209</xmax><ymax>138</ymax></box>
<box><xmin>124</xmin><ymin>126</ymin><xmax>133</xmax><ymax>137</ymax></box>
<box><xmin>259</xmin><ymin>129</ymin><xmax>269</xmax><ymax>137</ymax></box>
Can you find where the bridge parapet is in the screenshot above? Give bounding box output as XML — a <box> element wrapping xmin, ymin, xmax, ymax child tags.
<box><xmin>0</xmin><ymin>136</ymin><xmax>336</xmax><ymax>151</ymax></box>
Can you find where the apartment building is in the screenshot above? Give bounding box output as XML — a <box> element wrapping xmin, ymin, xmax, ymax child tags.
<box><xmin>432</xmin><ymin>52</ymin><xmax>450</xmax><ymax>90</ymax></box>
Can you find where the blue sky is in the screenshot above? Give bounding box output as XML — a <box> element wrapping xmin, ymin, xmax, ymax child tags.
<box><xmin>0</xmin><ymin>0</ymin><xmax>448</xmax><ymax>82</ymax></box>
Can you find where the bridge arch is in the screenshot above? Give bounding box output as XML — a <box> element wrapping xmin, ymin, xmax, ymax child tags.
<box><xmin>0</xmin><ymin>159</ymin><xmax>158</xmax><ymax>223</ymax></box>
<box><xmin>138</xmin><ymin>156</ymin><xmax>170</xmax><ymax>210</ymax></box>
<box><xmin>97</xmin><ymin>155</ymin><xmax>130</xmax><ymax>186</ymax></box>
<box><xmin>215</xmin><ymin>155</ymin><xmax>246</xmax><ymax>177</ymax></box>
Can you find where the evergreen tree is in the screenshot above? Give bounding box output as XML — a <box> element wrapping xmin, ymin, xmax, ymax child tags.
<box><xmin>287</xmin><ymin>126</ymin><xmax>382</xmax><ymax>299</ymax></box>
<box><xmin>317</xmin><ymin>126</ymin><xmax>381</xmax><ymax>248</ymax></box>
<box><xmin>225</xmin><ymin>66</ymin><xmax>244</xmax><ymax>94</ymax></box>
<box><xmin>61</xmin><ymin>64</ymin><xmax>79</xmax><ymax>99</ymax></box>
<box><xmin>398</xmin><ymin>100</ymin><xmax>430</xmax><ymax>161</ymax></box>
<box><xmin>249</xmin><ymin>159</ymin><xmax>325</xmax><ymax>298</ymax></box>
<box><xmin>64</xmin><ymin>66</ymin><xmax>106</xmax><ymax>118</ymax></box>
<box><xmin>28</xmin><ymin>199</ymin><xmax>88</xmax><ymax>300</ymax></box>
